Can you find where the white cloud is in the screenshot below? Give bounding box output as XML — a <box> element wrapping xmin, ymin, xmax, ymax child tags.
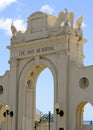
<box><xmin>13</xmin><ymin>19</ymin><xmax>26</xmax><ymax>31</ymax></box>
<box><xmin>40</xmin><ymin>4</ymin><xmax>54</xmax><ymax>14</ymax></box>
<box><xmin>0</xmin><ymin>0</ymin><xmax>16</xmax><ymax>11</ymax></box>
<box><xmin>0</xmin><ymin>18</ymin><xmax>26</xmax><ymax>35</ymax></box>
<box><xmin>82</xmin><ymin>22</ymin><xmax>87</xmax><ymax>28</ymax></box>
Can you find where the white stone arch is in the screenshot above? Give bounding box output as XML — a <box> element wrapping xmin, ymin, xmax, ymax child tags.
<box><xmin>76</xmin><ymin>101</ymin><xmax>93</xmax><ymax>130</ymax></box>
<box><xmin>17</xmin><ymin>57</ymin><xmax>58</xmax><ymax>130</ymax></box>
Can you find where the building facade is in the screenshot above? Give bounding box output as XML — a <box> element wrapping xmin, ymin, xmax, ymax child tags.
<box><xmin>0</xmin><ymin>9</ymin><xmax>93</xmax><ymax>130</ymax></box>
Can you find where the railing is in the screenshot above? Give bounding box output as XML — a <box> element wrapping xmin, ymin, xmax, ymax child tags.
<box><xmin>83</xmin><ymin>121</ymin><xmax>93</xmax><ymax>125</ymax></box>
<box><xmin>83</xmin><ymin>122</ymin><xmax>93</xmax><ymax>130</ymax></box>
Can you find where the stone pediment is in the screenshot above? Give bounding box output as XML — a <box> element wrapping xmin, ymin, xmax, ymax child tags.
<box><xmin>25</xmin><ymin>11</ymin><xmax>57</xmax><ymax>41</ymax></box>
<box><xmin>10</xmin><ymin>9</ymin><xmax>87</xmax><ymax>45</ymax></box>
<box><xmin>11</xmin><ymin>11</ymin><xmax>57</xmax><ymax>44</ymax></box>
<box><xmin>26</xmin><ymin>11</ymin><xmax>47</xmax><ymax>34</ymax></box>
<box><xmin>25</xmin><ymin>11</ymin><xmax>48</xmax><ymax>41</ymax></box>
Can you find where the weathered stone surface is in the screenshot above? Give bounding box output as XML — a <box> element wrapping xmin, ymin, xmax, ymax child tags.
<box><xmin>11</xmin><ymin>9</ymin><xmax>85</xmax><ymax>44</ymax></box>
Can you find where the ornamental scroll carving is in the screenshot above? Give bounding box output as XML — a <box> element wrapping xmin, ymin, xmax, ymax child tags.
<box><xmin>26</xmin><ymin>65</ymin><xmax>44</xmax><ymax>89</ymax></box>
<box><xmin>26</xmin><ymin>71</ymin><xmax>36</xmax><ymax>89</ymax></box>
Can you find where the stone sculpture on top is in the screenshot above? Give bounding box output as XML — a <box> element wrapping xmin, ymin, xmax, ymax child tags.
<box><xmin>10</xmin><ymin>9</ymin><xmax>84</xmax><ymax>44</ymax></box>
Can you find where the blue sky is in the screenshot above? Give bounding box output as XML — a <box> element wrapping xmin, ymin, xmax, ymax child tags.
<box><xmin>0</xmin><ymin>0</ymin><xmax>93</xmax><ymax>120</ymax></box>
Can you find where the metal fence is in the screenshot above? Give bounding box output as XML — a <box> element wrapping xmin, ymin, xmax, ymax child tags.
<box><xmin>83</xmin><ymin>121</ymin><xmax>93</xmax><ymax>125</ymax></box>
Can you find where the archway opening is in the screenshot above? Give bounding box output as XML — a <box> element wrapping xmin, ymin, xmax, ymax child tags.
<box><xmin>83</xmin><ymin>103</ymin><xmax>93</xmax><ymax>125</ymax></box>
<box><xmin>36</xmin><ymin>67</ymin><xmax>54</xmax><ymax>114</ymax></box>
<box><xmin>35</xmin><ymin>67</ymin><xmax>54</xmax><ymax>129</ymax></box>
<box><xmin>76</xmin><ymin>102</ymin><xmax>93</xmax><ymax>130</ymax></box>
<box><xmin>25</xmin><ymin>64</ymin><xmax>55</xmax><ymax>130</ymax></box>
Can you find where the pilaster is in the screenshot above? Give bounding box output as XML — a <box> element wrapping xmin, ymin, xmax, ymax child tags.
<box><xmin>8</xmin><ymin>58</ymin><xmax>19</xmax><ymax>130</ymax></box>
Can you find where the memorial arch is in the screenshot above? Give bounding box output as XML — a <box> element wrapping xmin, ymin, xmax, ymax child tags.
<box><xmin>17</xmin><ymin>58</ymin><xmax>57</xmax><ymax>130</ymax></box>
<box><xmin>0</xmin><ymin>9</ymin><xmax>93</xmax><ymax>130</ymax></box>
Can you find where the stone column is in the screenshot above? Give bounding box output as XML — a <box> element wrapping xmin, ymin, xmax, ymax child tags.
<box><xmin>56</xmin><ymin>51</ymin><xmax>68</xmax><ymax>130</ymax></box>
<box><xmin>8</xmin><ymin>58</ymin><xmax>19</xmax><ymax>130</ymax></box>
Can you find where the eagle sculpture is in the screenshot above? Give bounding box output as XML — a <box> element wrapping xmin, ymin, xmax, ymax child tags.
<box><xmin>54</xmin><ymin>9</ymin><xmax>74</xmax><ymax>28</ymax></box>
<box><xmin>11</xmin><ymin>23</ymin><xmax>17</xmax><ymax>36</ymax></box>
<box><xmin>75</xmin><ymin>16</ymin><xmax>83</xmax><ymax>29</ymax></box>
